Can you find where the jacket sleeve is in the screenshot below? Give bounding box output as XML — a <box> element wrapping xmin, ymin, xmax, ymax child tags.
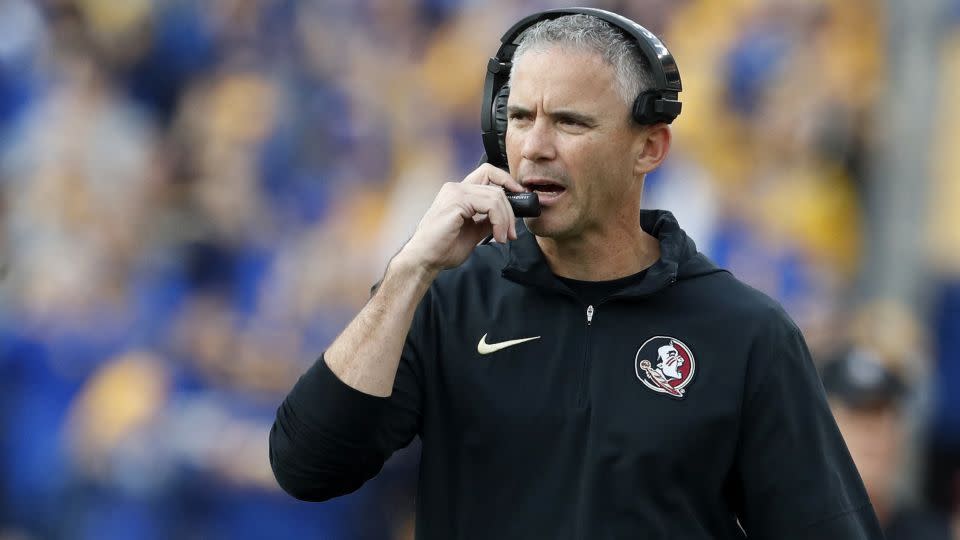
<box><xmin>268</xmin><ymin>297</ymin><xmax>429</xmax><ymax>502</ymax></box>
<box><xmin>733</xmin><ymin>310</ymin><xmax>884</xmax><ymax>539</ymax></box>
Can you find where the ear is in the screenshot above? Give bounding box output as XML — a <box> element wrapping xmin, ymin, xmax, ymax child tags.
<box><xmin>633</xmin><ymin>123</ymin><xmax>672</xmax><ymax>177</ymax></box>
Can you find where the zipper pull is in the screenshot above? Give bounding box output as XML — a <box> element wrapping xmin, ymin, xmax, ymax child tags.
<box><xmin>586</xmin><ymin>305</ymin><xmax>594</xmax><ymax>325</ymax></box>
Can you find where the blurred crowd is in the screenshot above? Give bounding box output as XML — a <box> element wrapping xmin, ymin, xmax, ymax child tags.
<box><xmin>0</xmin><ymin>0</ymin><xmax>958</xmax><ymax>538</ymax></box>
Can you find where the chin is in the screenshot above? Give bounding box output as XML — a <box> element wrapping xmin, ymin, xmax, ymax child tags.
<box><xmin>524</xmin><ymin>214</ymin><xmax>589</xmax><ymax>243</ymax></box>
<box><xmin>524</xmin><ymin>216</ymin><xmax>567</xmax><ymax>239</ymax></box>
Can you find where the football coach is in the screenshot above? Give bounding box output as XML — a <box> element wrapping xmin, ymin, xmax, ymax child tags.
<box><xmin>270</xmin><ymin>7</ymin><xmax>883</xmax><ymax>539</ymax></box>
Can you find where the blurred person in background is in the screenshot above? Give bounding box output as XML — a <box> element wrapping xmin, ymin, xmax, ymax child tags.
<box><xmin>0</xmin><ymin>0</ymin><xmax>408</xmax><ymax>538</ymax></box>
<box><xmin>926</xmin><ymin>7</ymin><xmax>960</xmax><ymax>540</ymax></box>
<box><xmin>823</xmin><ymin>346</ymin><xmax>956</xmax><ymax>539</ymax></box>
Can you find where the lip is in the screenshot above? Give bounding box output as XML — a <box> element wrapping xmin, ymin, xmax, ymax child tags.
<box><xmin>533</xmin><ymin>189</ymin><xmax>565</xmax><ymax>207</ymax></box>
<box><xmin>521</xmin><ymin>177</ymin><xmax>566</xmax><ymax>208</ymax></box>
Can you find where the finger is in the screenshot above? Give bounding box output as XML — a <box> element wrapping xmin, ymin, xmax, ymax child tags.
<box><xmin>488</xmin><ymin>166</ymin><xmax>527</xmax><ymax>194</ymax></box>
<box><xmin>487</xmin><ymin>185</ymin><xmax>518</xmax><ymax>241</ymax></box>
<box><xmin>476</xmin><ymin>185</ymin><xmax>514</xmax><ymax>243</ymax></box>
<box><xmin>468</xmin><ymin>185</ymin><xmax>513</xmax><ymax>243</ymax></box>
<box><xmin>463</xmin><ymin>216</ymin><xmax>493</xmax><ymax>245</ymax></box>
<box><xmin>468</xmin><ymin>212</ymin><xmax>504</xmax><ymax>243</ymax></box>
<box><xmin>494</xmin><ymin>186</ymin><xmax>516</xmax><ymax>243</ymax></box>
<box><xmin>498</xmin><ymin>187</ymin><xmax>517</xmax><ymax>241</ymax></box>
<box><xmin>463</xmin><ymin>164</ymin><xmax>527</xmax><ymax>194</ymax></box>
<box><xmin>447</xmin><ymin>184</ymin><xmax>512</xmax><ymax>243</ymax></box>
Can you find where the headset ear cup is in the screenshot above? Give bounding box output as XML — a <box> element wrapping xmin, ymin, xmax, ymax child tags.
<box><xmin>632</xmin><ymin>90</ymin><xmax>659</xmax><ymax>124</ymax></box>
<box><xmin>633</xmin><ymin>90</ymin><xmax>681</xmax><ymax>125</ymax></box>
<box><xmin>493</xmin><ymin>84</ymin><xmax>511</xmax><ymax>166</ymax></box>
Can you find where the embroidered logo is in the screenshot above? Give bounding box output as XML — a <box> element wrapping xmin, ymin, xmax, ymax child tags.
<box><xmin>477</xmin><ymin>333</ymin><xmax>540</xmax><ymax>355</ymax></box>
<box><xmin>634</xmin><ymin>336</ymin><xmax>696</xmax><ymax>399</ymax></box>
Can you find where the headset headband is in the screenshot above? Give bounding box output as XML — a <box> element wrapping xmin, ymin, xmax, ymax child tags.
<box><xmin>480</xmin><ymin>7</ymin><xmax>682</xmax><ymax>169</ymax></box>
<box><xmin>499</xmin><ymin>8</ymin><xmax>681</xmax><ymax>92</ymax></box>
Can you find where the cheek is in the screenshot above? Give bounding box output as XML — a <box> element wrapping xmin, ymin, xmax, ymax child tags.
<box><xmin>504</xmin><ymin>131</ymin><xmax>518</xmax><ymax>170</ymax></box>
<box><xmin>573</xmin><ymin>134</ymin><xmax>624</xmax><ymax>173</ymax></box>
<box><xmin>505</xmin><ymin>127</ymin><xmax>518</xmax><ymax>152</ymax></box>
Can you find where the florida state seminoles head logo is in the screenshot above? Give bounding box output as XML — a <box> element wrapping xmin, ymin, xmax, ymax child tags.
<box><xmin>635</xmin><ymin>336</ymin><xmax>696</xmax><ymax>399</ymax></box>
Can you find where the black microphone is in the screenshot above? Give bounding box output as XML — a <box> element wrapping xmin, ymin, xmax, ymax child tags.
<box><xmin>475</xmin><ymin>153</ymin><xmax>541</xmax><ymax>217</ymax></box>
<box><xmin>506</xmin><ymin>191</ymin><xmax>541</xmax><ymax>217</ymax></box>
<box><xmin>480</xmin><ymin>192</ymin><xmax>539</xmax><ymax>246</ymax></box>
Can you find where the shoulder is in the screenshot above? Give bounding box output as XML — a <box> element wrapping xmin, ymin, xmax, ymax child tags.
<box><xmin>673</xmin><ymin>265</ymin><xmax>798</xmax><ymax>337</ymax></box>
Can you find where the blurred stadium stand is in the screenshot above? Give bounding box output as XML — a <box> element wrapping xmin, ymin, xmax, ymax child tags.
<box><xmin>0</xmin><ymin>0</ymin><xmax>957</xmax><ymax>538</ymax></box>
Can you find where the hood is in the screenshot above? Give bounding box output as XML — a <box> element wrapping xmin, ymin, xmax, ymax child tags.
<box><xmin>500</xmin><ymin>209</ymin><xmax>725</xmax><ymax>298</ymax></box>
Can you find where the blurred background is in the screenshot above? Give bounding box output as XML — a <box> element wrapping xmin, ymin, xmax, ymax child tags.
<box><xmin>0</xmin><ymin>0</ymin><xmax>958</xmax><ymax>538</ymax></box>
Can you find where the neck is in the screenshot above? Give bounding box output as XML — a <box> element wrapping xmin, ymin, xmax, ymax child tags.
<box><xmin>871</xmin><ymin>496</ymin><xmax>890</xmax><ymax>526</ymax></box>
<box><xmin>536</xmin><ymin>214</ymin><xmax>660</xmax><ymax>281</ymax></box>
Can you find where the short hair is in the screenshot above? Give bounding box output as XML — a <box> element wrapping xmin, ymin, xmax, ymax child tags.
<box><xmin>509</xmin><ymin>14</ymin><xmax>655</xmax><ymax>108</ymax></box>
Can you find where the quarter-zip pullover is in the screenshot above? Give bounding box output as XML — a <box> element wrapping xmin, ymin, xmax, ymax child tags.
<box><xmin>270</xmin><ymin>210</ymin><xmax>882</xmax><ymax>539</ymax></box>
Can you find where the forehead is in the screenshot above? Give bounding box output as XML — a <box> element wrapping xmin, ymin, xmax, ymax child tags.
<box><xmin>509</xmin><ymin>46</ymin><xmax>624</xmax><ymax>111</ymax></box>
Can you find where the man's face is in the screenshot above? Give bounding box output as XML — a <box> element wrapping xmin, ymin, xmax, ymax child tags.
<box><xmin>658</xmin><ymin>347</ymin><xmax>683</xmax><ymax>379</ymax></box>
<box><xmin>831</xmin><ymin>401</ymin><xmax>903</xmax><ymax>512</ymax></box>
<box><xmin>505</xmin><ymin>46</ymin><xmax>642</xmax><ymax>240</ymax></box>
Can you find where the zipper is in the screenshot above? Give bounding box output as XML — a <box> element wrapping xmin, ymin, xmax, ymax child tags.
<box><xmin>576</xmin><ymin>304</ymin><xmax>595</xmax><ymax>407</ymax></box>
<box><xmin>574</xmin><ymin>284</ymin><xmax>673</xmax><ymax>407</ymax></box>
<box><xmin>499</xmin><ymin>283</ymin><xmax>595</xmax><ymax>408</ymax></box>
<box><xmin>502</xmin><ymin>271</ymin><xmax>678</xmax><ymax>410</ymax></box>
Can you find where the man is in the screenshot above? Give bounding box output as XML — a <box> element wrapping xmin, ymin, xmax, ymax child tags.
<box><xmin>821</xmin><ymin>346</ymin><xmax>954</xmax><ymax>540</ymax></box>
<box><xmin>270</xmin><ymin>11</ymin><xmax>882</xmax><ymax>539</ymax></box>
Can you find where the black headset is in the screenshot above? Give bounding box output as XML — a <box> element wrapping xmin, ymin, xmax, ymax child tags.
<box><xmin>480</xmin><ymin>7</ymin><xmax>683</xmax><ymax>170</ymax></box>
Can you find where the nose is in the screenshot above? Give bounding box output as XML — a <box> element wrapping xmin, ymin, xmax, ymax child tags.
<box><xmin>519</xmin><ymin>115</ymin><xmax>557</xmax><ymax>163</ymax></box>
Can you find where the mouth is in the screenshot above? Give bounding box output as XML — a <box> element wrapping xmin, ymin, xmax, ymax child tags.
<box><xmin>521</xmin><ymin>178</ymin><xmax>566</xmax><ymax>206</ymax></box>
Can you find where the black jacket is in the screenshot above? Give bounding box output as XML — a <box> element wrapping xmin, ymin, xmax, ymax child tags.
<box><xmin>270</xmin><ymin>210</ymin><xmax>883</xmax><ymax>539</ymax></box>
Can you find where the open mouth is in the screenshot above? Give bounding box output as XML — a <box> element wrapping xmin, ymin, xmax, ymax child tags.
<box><xmin>523</xmin><ymin>178</ymin><xmax>566</xmax><ymax>204</ymax></box>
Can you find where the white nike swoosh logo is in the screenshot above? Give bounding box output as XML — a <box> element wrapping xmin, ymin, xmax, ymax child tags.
<box><xmin>477</xmin><ymin>333</ymin><xmax>541</xmax><ymax>355</ymax></box>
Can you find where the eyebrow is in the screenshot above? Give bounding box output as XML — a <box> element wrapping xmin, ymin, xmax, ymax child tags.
<box><xmin>507</xmin><ymin>105</ymin><xmax>598</xmax><ymax>126</ymax></box>
<box><xmin>506</xmin><ymin>105</ymin><xmax>533</xmax><ymax>117</ymax></box>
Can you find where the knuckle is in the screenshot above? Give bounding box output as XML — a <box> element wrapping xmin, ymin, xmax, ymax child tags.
<box><xmin>439</xmin><ymin>182</ymin><xmax>463</xmax><ymax>200</ymax></box>
<box><xmin>489</xmin><ymin>191</ymin><xmax>508</xmax><ymax>206</ymax></box>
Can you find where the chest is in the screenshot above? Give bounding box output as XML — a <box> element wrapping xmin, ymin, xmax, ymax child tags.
<box><xmin>423</xmin><ymin>288</ymin><xmax>751</xmax><ymax>466</ymax></box>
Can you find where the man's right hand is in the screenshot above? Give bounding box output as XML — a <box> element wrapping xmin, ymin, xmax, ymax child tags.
<box><xmin>399</xmin><ymin>164</ymin><xmax>527</xmax><ymax>272</ymax></box>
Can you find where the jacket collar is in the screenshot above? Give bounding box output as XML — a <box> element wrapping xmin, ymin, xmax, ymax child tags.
<box><xmin>501</xmin><ymin>210</ymin><xmax>707</xmax><ymax>299</ymax></box>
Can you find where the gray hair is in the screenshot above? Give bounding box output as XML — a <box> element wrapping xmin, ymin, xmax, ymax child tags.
<box><xmin>509</xmin><ymin>14</ymin><xmax>655</xmax><ymax>108</ymax></box>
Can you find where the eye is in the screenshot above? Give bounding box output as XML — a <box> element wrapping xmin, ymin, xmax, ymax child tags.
<box><xmin>556</xmin><ymin>115</ymin><xmax>591</xmax><ymax>130</ymax></box>
<box><xmin>508</xmin><ymin>111</ymin><xmax>532</xmax><ymax>123</ymax></box>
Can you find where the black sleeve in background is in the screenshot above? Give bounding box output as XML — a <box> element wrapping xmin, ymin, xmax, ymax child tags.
<box><xmin>733</xmin><ymin>311</ymin><xmax>885</xmax><ymax>540</ymax></box>
<box><xmin>268</xmin><ymin>305</ymin><xmax>427</xmax><ymax>502</ymax></box>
